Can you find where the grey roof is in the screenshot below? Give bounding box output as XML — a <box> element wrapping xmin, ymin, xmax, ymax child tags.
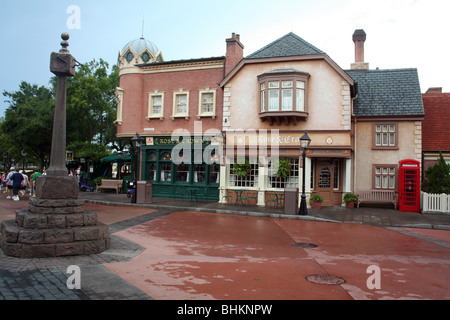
<box><xmin>246</xmin><ymin>32</ymin><xmax>325</xmax><ymax>59</ymax></box>
<box><xmin>346</xmin><ymin>68</ymin><xmax>424</xmax><ymax>117</ymax></box>
<box><xmin>122</xmin><ymin>37</ymin><xmax>159</xmax><ymax>55</ymax></box>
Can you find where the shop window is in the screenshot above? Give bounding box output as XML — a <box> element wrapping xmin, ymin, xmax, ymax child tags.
<box><xmin>209</xmin><ymin>163</ymin><xmax>220</xmax><ymax>184</ymax></box>
<box><xmin>194</xmin><ymin>164</ymin><xmax>206</xmax><ymax>183</ymax></box>
<box><xmin>267</xmin><ymin>158</ymin><xmax>299</xmax><ymax>189</ymax></box>
<box><xmin>229</xmin><ymin>161</ymin><xmax>259</xmax><ymax>187</ymax></box>
<box><xmin>319</xmin><ymin>167</ymin><xmax>331</xmax><ymax>188</ymax></box>
<box><xmin>175</xmin><ymin>163</ymin><xmax>189</xmax><ymax>182</ymax></box>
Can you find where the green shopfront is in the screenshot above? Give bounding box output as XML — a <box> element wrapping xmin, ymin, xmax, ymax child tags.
<box><xmin>140</xmin><ymin>136</ymin><xmax>220</xmax><ymax>200</ymax></box>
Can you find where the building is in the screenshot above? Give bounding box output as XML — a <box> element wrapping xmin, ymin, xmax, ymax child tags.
<box><xmin>115</xmin><ymin>30</ymin><xmax>424</xmax><ymax>208</ymax></box>
<box><xmin>116</xmin><ymin>37</ymin><xmax>224</xmax><ymax>200</ymax></box>
<box><xmin>422</xmin><ymin>87</ymin><xmax>450</xmax><ymax>171</ymax></box>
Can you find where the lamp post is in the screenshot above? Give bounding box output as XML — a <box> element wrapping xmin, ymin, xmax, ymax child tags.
<box><xmin>299</xmin><ymin>131</ymin><xmax>311</xmax><ymax>215</ymax></box>
<box><xmin>130</xmin><ymin>133</ymin><xmax>141</xmax><ymax>203</ymax></box>
<box><xmin>21</xmin><ymin>150</ymin><xmax>27</xmax><ymax>172</ymax></box>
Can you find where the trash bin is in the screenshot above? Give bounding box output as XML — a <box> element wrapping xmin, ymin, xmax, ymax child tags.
<box><xmin>284</xmin><ymin>187</ymin><xmax>298</xmax><ymax>215</ymax></box>
<box><xmin>136</xmin><ymin>181</ymin><xmax>152</xmax><ymax>204</ymax></box>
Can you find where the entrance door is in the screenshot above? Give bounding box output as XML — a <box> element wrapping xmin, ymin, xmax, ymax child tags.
<box><xmin>314</xmin><ymin>159</ymin><xmax>342</xmax><ymax>206</ymax></box>
<box><xmin>316</xmin><ymin>160</ymin><xmax>333</xmax><ymax>206</ymax></box>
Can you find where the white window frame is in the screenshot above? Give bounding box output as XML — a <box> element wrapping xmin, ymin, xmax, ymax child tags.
<box><xmin>197</xmin><ymin>88</ymin><xmax>216</xmax><ymax>119</ymax></box>
<box><xmin>147</xmin><ymin>90</ymin><xmax>164</xmax><ymax>120</ymax></box>
<box><xmin>172</xmin><ymin>89</ymin><xmax>190</xmax><ymax>120</ymax></box>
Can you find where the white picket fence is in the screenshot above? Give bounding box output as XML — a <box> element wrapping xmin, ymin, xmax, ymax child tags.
<box><xmin>421</xmin><ymin>192</ymin><xmax>450</xmax><ymax>213</ymax></box>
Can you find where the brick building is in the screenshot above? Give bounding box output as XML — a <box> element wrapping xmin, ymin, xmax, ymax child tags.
<box><xmin>422</xmin><ymin>87</ymin><xmax>450</xmax><ymax>171</ymax></box>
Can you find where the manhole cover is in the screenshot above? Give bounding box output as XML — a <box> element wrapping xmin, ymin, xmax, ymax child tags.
<box><xmin>305</xmin><ymin>274</ymin><xmax>345</xmax><ymax>285</ymax></box>
<box><xmin>291</xmin><ymin>242</ymin><xmax>318</xmax><ymax>248</ymax></box>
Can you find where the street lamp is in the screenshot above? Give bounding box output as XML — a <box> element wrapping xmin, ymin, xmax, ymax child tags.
<box><xmin>21</xmin><ymin>149</ymin><xmax>27</xmax><ymax>172</ymax></box>
<box><xmin>130</xmin><ymin>133</ymin><xmax>141</xmax><ymax>203</ymax></box>
<box><xmin>299</xmin><ymin>131</ymin><xmax>311</xmax><ymax>215</ymax></box>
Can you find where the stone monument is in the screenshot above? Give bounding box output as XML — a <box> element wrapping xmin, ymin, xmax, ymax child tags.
<box><xmin>0</xmin><ymin>33</ymin><xmax>110</xmax><ymax>258</ymax></box>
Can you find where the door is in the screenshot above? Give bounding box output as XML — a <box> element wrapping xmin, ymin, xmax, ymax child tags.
<box><xmin>316</xmin><ymin>160</ymin><xmax>333</xmax><ymax>206</ymax></box>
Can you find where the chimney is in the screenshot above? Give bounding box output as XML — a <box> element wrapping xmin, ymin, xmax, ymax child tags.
<box><xmin>351</xmin><ymin>29</ymin><xmax>369</xmax><ymax>70</ymax></box>
<box><xmin>425</xmin><ymin>87</ymin><xmax>442</xmax><ymax>94</ymax></box>
<box><xmin>225</xmin><ymin>33</ymin><xmax>244</xmax><ymax>76</ymax></box>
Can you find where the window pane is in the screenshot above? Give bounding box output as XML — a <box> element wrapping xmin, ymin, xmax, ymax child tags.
<box><xmin>382</xmin><ymin>125</ymin><xmax>388</xmax><ymax>133</ymax></box>
<box><xmin>261</xmin><ymin>91</ymin><xmax>265</xmax><ymax>112</ymax></box>
<box><xmin>375</xmin><ymin>176</ymin><xmax>381</xmax><ymax>188</ymax></box>
<box><xmin>389</xmin><ymin>125</ymin><xmax>395</xmax><ymax>132</ymax></box>
<box><xmin>389</xmin><ymin>176</ymin><xmax>395</xmax><ymax>189</ymax></box>
<box><xmin>175</xmin><ymin>163</ymin><xmax>189</xmax><ymax>182</ymax></box>
<box><xmin>160</xmin><ymin>162</ymin><xmax>172</xmax><ymax>182</ymax></box>
<box><xmin>269</xmin><ymin>90</ymin><xmax>279</xmax><ymax>110</ymax></box>
<box><xmin>152</xmin><ymin>96</ymin><xmax>162</xmax><ymax>114</ymax></box>
<box><xmin>376</xmin><ymin>133</ymin><xmax>381</xmax><ymax>146</ymax></box>
<box><xmin>389</xmin><ymin>168</ymin><xmax>395</xmax><ymax>175</ymax></box>
<box><xmin>282</xmin><ymin>89</ymin><xmax>293</xmax><ymax>110</ymax></box>
<box><xmin>382</xmin><ymin>133</ymin><xmax>388</xmax><ymax>145</ymax></box>
<box><xmin>282</xmin><ymin>81</ymin><xmax>292</xmax><ymax>88</ymax></box>
<box><xmin>296</xmin><ymin>89</ymin><xmax>304</xmax><ymax>111</ymax></box>
<box><xmin>209</xmin><ymin>163</ymin><xmax>220</xmax><ymax>184</ymax></box>
<box><xmin>269</xmin><ymin>81</ymin><xmax>279</xmax><ymax>88</ymax></box>
<box><xmin>201</xmin><ymin>93</ymin><xmax>214</xmax><ymax>113</ymax></box>
<box><xmin>176</xmin><ymin>94</ymin><xmax>187</xmax><ymax>114</ymax></box>
<box><xmin>376</xmin><ymin>167</ymin><xmax>381</xmax><ymax>174</ymax></box>
<box><xmin>296</xmin><ymin>81</ymin><xmax>305</xmax><ymax>89</ymax></box>
<box><xmin>382</xmin><ymin>176</ymin><xmax>388</xmax><ymax>188</ymax></box>
<box><xmin>389</xmin><ymin>133</ymin><xmax>395</xmax><ymax>146</ymax></box>
<box><xmin>319</xmin><ymin>167</ymin><xmax>331</xmax><ymax>188</ymax></box>
<box><xmin>375</xmin><ymin>125</ymin><xmax>381</xmax><ymax>132</ymax></box>
<box><xmin>194</xmin><ymin>164</ymin><xmax>206</xmax><ymax>183</ymax></box>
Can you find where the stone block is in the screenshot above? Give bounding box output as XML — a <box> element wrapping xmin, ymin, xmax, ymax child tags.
<box><xmin>22</xmin><ymin>244</ymin><xmax>56</xmax><ymax>258</ymax></box>
<box><xmin>28</xmin><ymin>204</ymin><xmax>54</xmax><ymax>214</ymax></box>
<box><xmin>83</xmin><ymin>211</ymin><xmax>98</xmax><ymax>226</ymax></box>
<box><xmin>53</xmin><ymin>206</ymin><xmax>74</xmax><ymax>214</ymax></box>
<box><xmin>0</xmin><ymin>241</ymin><xmax>22</xmax><ymax>258</ymax></box>
<box><xmin>66</xmin><ymin>214</ymin><xmax>84</xmax><ymax>227</ymax></box>
<box><xmin>36</xmin><ymin>175</ymin><xmax>79</xmax><ymax>199</ymax></box>
<box><xmin>56</xmin><ymin>242</ymin><xmax>83</xmax><ymax>256</ymax></box>
<box><xmin>23</xmin><ymin>214</ymin><xmax>48</xmax><ymax>229</ymax></box>
<box><xmin>47</xmin><ymin>214</ymin><xmax>67</xmax><ymax>228</ymax></box>
<box><xmin>15</xmin><ymin>209</ymin><xmax>28</xmax><ymax>227</ymax></box>
<box><xmin>1</xmin><ymin>221</ymin><xmax>19</xmax><ymax>243</ymax></box>
<box><xmin>44</xmin><ymin>229</ymin><xmax>74</xmax><ymax>244</ymax></box>
<box><xmin>83</xmin><ymin>239</ymin><xmax>106</xmax><ymax>254</ymax></box>
<box><xmin>74</xmin><ymin>226</ymin><xmax>101</xmax><ymax>241</ymax></box>
<box><xmin>18</xmin><ymin>230</ymin><xmax>45</xmax><ymax>244</ymax></box>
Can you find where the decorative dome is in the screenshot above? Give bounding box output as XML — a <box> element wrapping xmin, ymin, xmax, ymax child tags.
<box><xmin>119</xmin><ymin>37</ymin><xmax>163</xmax><ymax>66</ymax></box>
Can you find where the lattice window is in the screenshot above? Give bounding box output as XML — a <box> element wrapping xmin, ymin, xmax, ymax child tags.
<box><xmin>267</xmin><ymin>158</ymin><xmax>299</xmax><ymax>189</ymax></box>
<box><xmin>229</xmin><ymin>162</ymin><xmax>259</xmax><ymax>187</ymax></box>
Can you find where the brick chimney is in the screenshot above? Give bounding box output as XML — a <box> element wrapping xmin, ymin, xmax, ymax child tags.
<box><xmin>351</xmin><ymin>29</ymin><xmax>369</xmax><ymax>70</ymax></box>
<box><xmin>225</xmin><ymin>33</ymin><xmax>244</xmax><ymax>76</ymax></box>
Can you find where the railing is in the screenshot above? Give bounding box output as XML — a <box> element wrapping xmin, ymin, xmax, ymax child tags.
<box><xmin>421</xmin><ymin>192</ymin><xmax>450</xmax><ymax>213</ymax></box>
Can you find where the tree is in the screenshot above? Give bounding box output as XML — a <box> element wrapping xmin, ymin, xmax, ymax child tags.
<box><xmin>422</xmin><ymin>151</ymin><xmax>450</xmax><ymax>194</ymax></box>
<box><xmin>2</xmin><ymin>82</ymin><xmax>54</xmax><ymax>169</ymax></box>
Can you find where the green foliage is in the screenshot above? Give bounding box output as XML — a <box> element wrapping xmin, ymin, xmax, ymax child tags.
<box><xmin>276</xmin><ymin>158</ymin><xmax>291</xmax><ymax>179</ymax></box>
<box><xmin>310</xmin><ymin>194</ymin><xmax>324</xmax><ymax>202</ymax></box>
<box><xmin>233</xmin><ymin>159</ymin><xmax>251</xmax><ymax>177</ymax></box>
<box><xmin>67</xmin><ymin>141</ymin><xmax>111</xmax><ymax>163</ymax></box>
<box><xmin>343</xmin><ymin>193</ymin><xmax>358</xmax><ymax>203</ymax></box>
<box><xmin>422</xmin><ymin>151</ymin><xmax>450</xmax><ymax>194</ymax></box>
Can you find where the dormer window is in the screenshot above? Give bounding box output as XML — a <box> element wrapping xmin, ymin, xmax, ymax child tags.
<box><xmin>258</xmin><ymin>69</ymin><xmax>309</xmax><ymax>125</ymax></box>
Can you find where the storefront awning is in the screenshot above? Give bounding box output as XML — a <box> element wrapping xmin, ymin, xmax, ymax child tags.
<box><xmin>100</xmin><ymin>153</ymin><xmax>132</xmax><ymax>163</ymax></box>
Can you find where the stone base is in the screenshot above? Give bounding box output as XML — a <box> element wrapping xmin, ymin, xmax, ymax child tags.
<box><xmin>0</xmin><ymin>196</ymin><xmax>110</xmax><ymax>258</ymax></box>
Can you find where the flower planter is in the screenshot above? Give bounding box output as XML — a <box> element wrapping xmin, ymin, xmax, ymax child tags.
<box><xmin>311</xmin><ymin>200</ymin><xmax>322</xmax><ymax>209</ymax></box>
<box><xmin>345</xmin><ymin>200</ymin><xmax>355</xmax><ymax>208</ymax></box>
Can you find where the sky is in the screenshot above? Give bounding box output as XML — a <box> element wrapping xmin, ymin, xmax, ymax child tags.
<box><xmin>0</xmin><ymin>0</ymin><xmax>449</xmax><ymax>117</ymax></box>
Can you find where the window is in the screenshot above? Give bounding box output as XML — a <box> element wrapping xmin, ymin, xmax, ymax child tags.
<box><xmin>374</xmin><ymin>123</ymin><xmax>398</xmax><ymax>149</ymax></box>
<box><xmin>172</xmin><ymin>90</ymin><xmax>189</xmax><ymax>119</ymax></box>
<box><xmin>258</xmin><ymin>70</ymin><xmax>309</xmax><ymax>124</ymax></box>
<box><xmin>333</xmin><ymin>160</ymin><xmax>339</xmax><ymax>189</ymax></box>
<box><xmin>374</xmin><ymin>165</ymin><xmax>396</xmax><ymax>190</ymax></box>
<box><xmin>147</xmin><ymin>151</ymin><xmax>157</xmax><ymax>181</ymax></box>
<box><xmin>229</xmin><ymin>161</ymin><xmax>259</xmax><ymax>187</ymax></box>
<box><xmin>268</xmin><ymin>158</ymin><xmax>299</xmax><ymax>189</ymax></box>
<box><xmin>148</xmin><ymin>91</ymin><xmax>164</xmax><ymax>120</ymax></box>
<box><xmin>197</xmin><ymin>88</ymin><xmax>216</xmax><ymax>118</ymax></box>
<box><xmin>160</xmin><ymin>151</ymin><xmax>172</xmax><ymax>182</ymax></box>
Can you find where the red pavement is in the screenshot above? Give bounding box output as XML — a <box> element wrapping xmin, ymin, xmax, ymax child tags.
<box><xmin>1</xmin><ymin>196</ymin><xmax>449</xmax><ymax>300</ymax></box>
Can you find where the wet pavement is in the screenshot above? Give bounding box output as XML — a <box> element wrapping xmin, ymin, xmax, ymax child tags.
<box><xmin>0</xmin><ymin>190</ymin><xmax>449</xmax><ymax>301</ymax></box>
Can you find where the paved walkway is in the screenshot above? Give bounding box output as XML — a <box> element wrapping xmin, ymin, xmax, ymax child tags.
<box><xmin>0</xmin><ymin>191</ymin><xmax>449</xmax><ymax>301</ymax></box>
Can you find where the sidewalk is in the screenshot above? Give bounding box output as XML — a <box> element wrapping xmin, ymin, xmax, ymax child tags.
<box><xmin>79</xmin><ymin>191</ymin><xmax>450</xmax><ymax>230</ymax></box>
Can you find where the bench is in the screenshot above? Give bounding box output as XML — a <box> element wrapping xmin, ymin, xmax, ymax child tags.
<box><xmin>357</xmin><ymin>190</ymin><xmax>397</xmax><ymax>209</ymax></box>
<box><xmin>96</xmin><ymin>179</ymin><xmax>123</xmax><ymax>194</ymax></box>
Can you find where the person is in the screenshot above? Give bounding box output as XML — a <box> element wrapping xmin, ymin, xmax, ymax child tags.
<box><xmin>0</xmin><ymin>172</ymin><xmax>4</xmax><ymax>191</ymax></box>
<box><xmin>8</xmin><ymin>168</ymin><xmax>24</xmax><ymax>201</ymax></box>
<box><xmin>20</xmin><ymin>170</ymin><xmax>30</xmax><ymax>197</ymax></box>
<box><xmin>5</xmin><ymin>167</ymin><xmax>15</xmax><ymax>199</ymax></box>
<box><xmin>31</xmin><ymin>169</ymin><xmax>42</xmax><ymax>197</ymax></box>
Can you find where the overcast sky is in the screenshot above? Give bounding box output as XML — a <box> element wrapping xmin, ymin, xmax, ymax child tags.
<box><xmin>1</xmin><ymin>0</ymin><xmax>449</xmax><ymax>116</ymax></box>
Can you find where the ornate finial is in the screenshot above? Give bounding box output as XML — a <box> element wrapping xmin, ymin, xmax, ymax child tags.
<box><xmin>60</xmin><ymin>32</ymin><xmax>70</xmax><ymax>54</ymax></box>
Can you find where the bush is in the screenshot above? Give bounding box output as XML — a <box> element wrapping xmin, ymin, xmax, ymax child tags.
<box><xmin>422</xmin><ymin>151</ymin><xmax>450</xmax><ymax>194</ymax></box>
<box><xmin>343</xmin><ymin>193</ymin><xmax>358</xmax><ymax>203</ymax></box>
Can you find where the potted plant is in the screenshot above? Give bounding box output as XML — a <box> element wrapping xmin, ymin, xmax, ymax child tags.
<box><xmin>310</xmin><ymin>194</ymin><xmax>324</xmax><ymax>209</ymax></box>
<box><xmin>343</xmin><ymin>193</ymin><xmax>358</xmax><ymax>208</ymax></box>
<box><xmin>276</xmin><ymin>158</ymin><xmax>291</xmax><ymax>179</ymax></box>
<box><xmin>232</xmin><ymin>159</ymin><xmax>251</xmax><ymax>177</ymax></box>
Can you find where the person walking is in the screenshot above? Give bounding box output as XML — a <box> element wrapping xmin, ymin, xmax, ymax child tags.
<box><xmin>8</xmin><ymin>168</ymin><xmax>24</xmax><ymax>201</ymax></box>
<box><xmin>31</xmin><ymin>169</ymin><xmax>42</xmax><ymax>197</ymax></box>
<box><xmin>5</xmin><ymin>167</ymin><xmax>15</xmax><ymax>199</ymax></box>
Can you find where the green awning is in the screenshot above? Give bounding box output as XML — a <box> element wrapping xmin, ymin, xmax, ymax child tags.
<box><xmin>100</xmin><ymin>153</ymin><xmax>132</xmax><ymax>163</ymax></box>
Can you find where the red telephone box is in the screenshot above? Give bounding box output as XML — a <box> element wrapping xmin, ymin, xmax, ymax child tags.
<box><xmin>398</xmin><ymin>159</ymin><xmax>420</xmax><ymax>212</ymax></box>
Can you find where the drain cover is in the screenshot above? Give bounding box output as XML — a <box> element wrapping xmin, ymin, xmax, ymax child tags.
<box><xmin>305</xmin><ymin>274</ymin><xmax>345</xmax><ymax>285</ymax></box>
<box><xmin>291</xmin><ymin>242</ymin><xmax>318</xmax><ymax>248</ymax></box>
